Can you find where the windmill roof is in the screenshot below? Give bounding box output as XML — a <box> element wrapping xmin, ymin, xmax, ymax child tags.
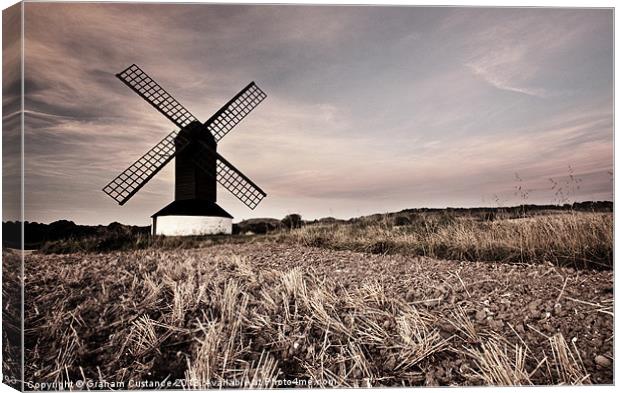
<box><xmin>151</xmin><ymin>199</ymin><xmax>233</xmax><ymax>218</ymax></box>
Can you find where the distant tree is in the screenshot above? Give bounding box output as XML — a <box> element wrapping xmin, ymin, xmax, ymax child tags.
<box><xmin>49</xmin><ymin>220</ymin><xmax>76</xmax><ymax>231</ymax></box>
<box><xmin>107</xmin><ymin>222</ymin><xmax>125</xmax><ymax>232</ymax></box>
<box><xmin>235</xmin><ymin>218</ymin><xmax>283</xmax><ymax>234</ymax></box>
<box><xmin>282</xmin><ymin>214</ymin><xmax>302</xmax><ymax>230</ymax></box>
<box><xmin>318</xmin><ymin>217</ymin><xmax>338</xmax><ymax>224</ymax></box>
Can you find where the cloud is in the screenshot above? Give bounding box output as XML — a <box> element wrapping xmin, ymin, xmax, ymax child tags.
<box><xmin>446</xmin><ymin>9</ymin><xmax>612</xmax><ymax>98</ymax></box>
<box><xmin>16</xmin><ymin>4</ymin><xmax>613</xmax><ymax>225</ymax></box>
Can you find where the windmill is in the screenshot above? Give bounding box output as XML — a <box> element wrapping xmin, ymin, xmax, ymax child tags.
<box><xmin>103</xmin><ymin>64</ymin><xmax>267</xmax><ymax>236</ymax></box>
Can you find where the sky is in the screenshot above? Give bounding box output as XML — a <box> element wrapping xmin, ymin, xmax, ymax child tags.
<box><xmin>4</xmin><ymin>3</ymin><xmax>614</xmax><ymax>225</ymax></box>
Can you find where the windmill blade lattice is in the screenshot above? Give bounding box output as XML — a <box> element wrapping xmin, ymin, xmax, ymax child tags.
<box><xmin>193</xmin><ymin>141</ymin><xmax>267</xmax><ymax>209</ymax></box>
<box><xmin>206</xmin><ymin>82</ymin><xmax>267</xmax><ymax>142</ymax></box>
<box><xmin>103</xmin><ymin>131</ymin><xmax>190</xmax><ymax>205</ymax></box>
<box><xmin>117</xmin><ymin>64</ymin><xmax>198</xmax><ymax>129</ymax></box>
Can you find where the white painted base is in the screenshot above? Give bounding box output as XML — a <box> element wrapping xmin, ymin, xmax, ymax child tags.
<box><xmin>152</xmin><ymin>215</ymin><xmax>232</xmax><ymax>236</ymax></box>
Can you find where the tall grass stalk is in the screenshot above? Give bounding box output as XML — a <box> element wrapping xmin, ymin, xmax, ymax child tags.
<box><xmin>280</xmin><ymin>212</ymin><xmax>612</xmax><ymax>269</ymax></box>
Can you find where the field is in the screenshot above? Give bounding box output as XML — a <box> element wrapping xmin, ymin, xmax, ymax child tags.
<box><xmin>4</xmin><ymin>210</ymin><xmax>614</xmax><ymax>388</ymax></box>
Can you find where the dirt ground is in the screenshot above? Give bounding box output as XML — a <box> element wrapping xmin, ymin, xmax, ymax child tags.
<box><xmin>174</xmin><ymin>243</ymin><xmax>614</xmax><ymax>384</ymax></box>
<box><xmin>21</xmin><ymin>243</ymin><xmax>614</xmax><ymax>386</ymax></box>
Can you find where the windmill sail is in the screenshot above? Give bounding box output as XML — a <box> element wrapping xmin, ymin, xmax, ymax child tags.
<box><xmin>206</xmin><ymin>82</ymin><xmax>267</xmax><ymax>141</ymax></box>
<box><xmin>193</xmin><ymin>141</ymin><xmax>267</xmax><ymax>209</ymax></box>
<box><xmin>117</xmin><ymin>64</ymin><xmax>198</xmax><ymax>129</ymax></box>
<box><xmin>103</xmin><ymin>131</ymin><xmax>189</xmax><ymax>205</ymax></box>
<box><xmin>105</xmin><ymin>63</ymin><xmax>268</xmax><ymax>223</ymax></box>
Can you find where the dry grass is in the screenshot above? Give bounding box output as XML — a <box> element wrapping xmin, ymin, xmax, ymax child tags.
<box><xmin>278</xmin><ymin>212</ymin><xmax>612</xmax><ymax>269</ymax></box>
<box><xmin>462</xmin><ymin>334</ymin><xmax>531</xmax><ymax>386</ymax></box>
<box><xmin>37</xmin><ymin>211</ymin><xmax>612</xmax><ymax>272</ymax></box>
<box><xmin>549</xmin><ymin>333</ymin><xmax>591</xmax><ymax>385</ymax></box>
<box><xmin>2</xmin><ymin>250</ymin><xmax>22</xmax><ymax>389</ymax></box>
<box><xmin>38</xmin><ymin>232</ymin><xmax>254</xmax><ymax>255</ymax></box>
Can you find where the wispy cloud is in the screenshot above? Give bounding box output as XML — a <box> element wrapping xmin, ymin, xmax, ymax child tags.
<box><xmin>451</xmin><ymin>9</ymin><xmax>611</xmax><ymax>98</ymax></box>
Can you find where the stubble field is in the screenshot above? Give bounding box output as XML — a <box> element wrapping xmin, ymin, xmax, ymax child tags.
<box><xmin>4</xmin><ymin>211</ymin><xmax>614</xmax><ymax>388</ymax></box>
